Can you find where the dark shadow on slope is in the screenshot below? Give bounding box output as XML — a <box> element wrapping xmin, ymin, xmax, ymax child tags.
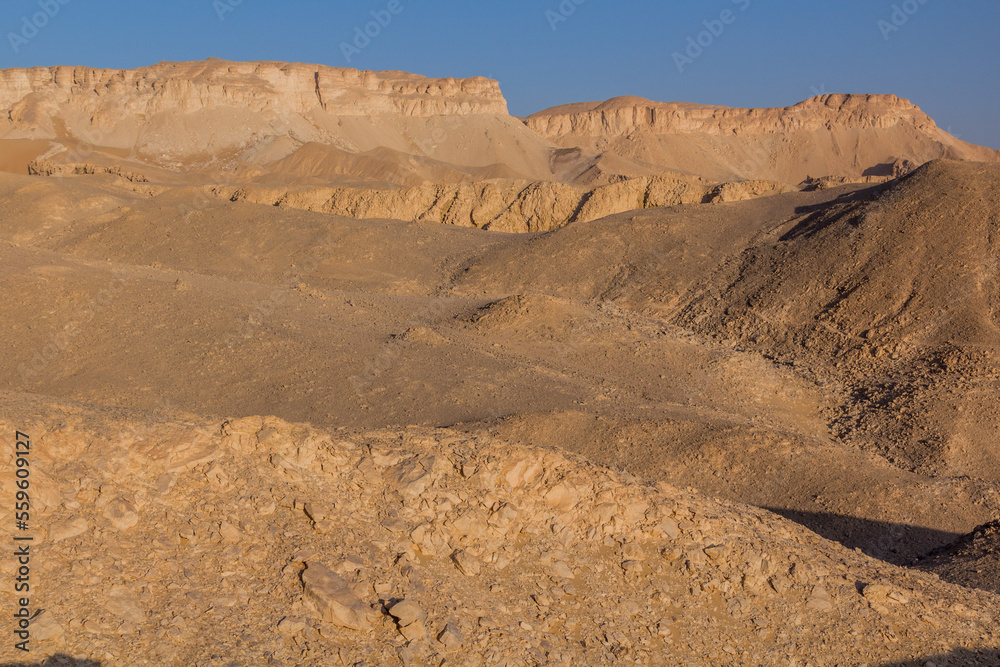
<box><xmin>779</xmin><ymin>182</ymin><xmax>891</xmax><ymax>242</ymax></box>
<box><xmin>862</xmin><ymin>162</ymin><xmax>896</xmax><ymax>178</ymax></box>
<box><xmin>881</xmin><ymin>649</ymin><xmax>1000</xmax><ymax>666</ymax></box>
<box><xmin>762</xmin><ymin>507</ymin><xmax>961</xmax><ymax>565</ymax></box>
<box><xmin>913</xmin><ymin>519</ymin><xmax>1000</xmax><ymax>595</ymax></box>
<box><xmin>1</xmin><ymin>656</ymin><xmax>100</xmax><ymax>667</ymax></box>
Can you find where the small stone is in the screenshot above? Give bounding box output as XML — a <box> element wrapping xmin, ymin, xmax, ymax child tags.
<box><xmin>544</xmin><ymin>482</ymin><xmax>580</xmax><ymax>512</ymax></box>
<box><xmin>389</xmin><ymin>600</ymin><xmax>427</xmax><ymax>628</ymax></box>
<box><xmin>106</xmin><ymin>589</ymin><xmax>145</xmax><ymax>624</ymax></box>
<box><xmin>532</xmin><ymin>593</ymin><xmax>553</xmax><ymax>607</ymax></box>
<box><xmin>862</xmin><ymin>582</ymin><xmax>905</xmax><ymax>605</ymax></box>
<box><xmin>397</xmin><ymin>646</ymin><xmax>415</xmax><ymax>666</ymax></box>
<box><xmin>303</xmin><ymin>503</ymin><xmax>328</xmax><ymax>522</ymax></box>
<box><xmin>658</xmin><ymin>519</ymin><xmax>680</xmax><ymax>539</ymax></box>
<box><xmin>400</xmin><ymin>621</ymin><xmax>427</xmax><ymax>640</ymax></box>
<box><xmin>277</xmin><ymin>617</ymin><xmax>305</xmax><ymax>636</ymax></box>
<box><xmin>220</xmin><ymin>521</ymin><xmax>241</xmax><ymax>544</ymax></box>
<box><xmin>31</xmin><ymin>611</ymin><xmax>64</xmax><ymax>641</ymax></box>
<box><xmin>703</xmin><ymin>545</ymin><xmax>727</xmax><ymax>562</ymax></box>
<box><xmin>550</xmin><ymin>561</ymin><xmax>575</xmax><ymax>579</ymax></box>
<box><xmin>102</xmin><ymin>498</ymin><xmax>139</xmax><ymax>531</ymax></box>
<box><xmin>437</xmin><ymin>622</ymin><xmax>463</xmax><ymax>649</ymax></box>
<box><xmin>451</xmin><ymin>550</ymin><xmax>481</xmax><ymax>576</ymax></box>
<box><xmin>301</xmin><ymin>562</ymin><xmax>375</xmax><ymax>630</ymax></box>
<box><xmin>806</xmin><ymin>586</ymin><xmax>833</xmax><ymax>612</ymax></box>
<box><xmin>49</xmin><ymin>518</ymin><xmax>89</xmax><ymax>542</ymax></box>
<box><xmin>312</xmin><ymin>519</ymin><xmax>334</xmax><ymax>534</ymax></box>
<box><xmin>621</xmin><ymin>560</ymin><xmax>642</xmax><ymax>575</ymax></box>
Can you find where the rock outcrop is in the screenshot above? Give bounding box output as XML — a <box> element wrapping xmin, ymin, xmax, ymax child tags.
<box><xmin>214</xmin><ymin>174</ymin><xmax>711</xmax><ymax>233</ymax></box>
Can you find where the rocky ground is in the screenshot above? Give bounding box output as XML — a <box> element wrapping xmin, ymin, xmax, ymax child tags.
<box><xmin>0</xmin><ymin>394</ymin><xmax>998</xmax><ymax>666</ymax></box>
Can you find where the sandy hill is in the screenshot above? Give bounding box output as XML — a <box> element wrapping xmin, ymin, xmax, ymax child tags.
<box><xmin>527</xmin><ymin>94</ymin><xmax>999</xmax><ymax>185</ymax></box>
<box><xmin>674</xmin><ymin>160</ymin><xmax>1000</xmax><ymax>482</ymax></box>
<box><xmin>0</xmin><ymin>393</ymin><xmax>997</xmax><ymax>665</ymax></box>
<box><xmin>2</xmin><ymin>164</ymin><xmax>999</xmax><ymax>578</ymax></box>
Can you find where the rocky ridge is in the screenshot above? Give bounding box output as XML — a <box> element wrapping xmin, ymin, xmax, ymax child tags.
<box><xmin>0</xmin><ymin>59</ymin><xmax>506</xmax><ymax>123</ymax></box>
<box><xmin>213</xmin><ymin>175</ymin><xmax>730</xmax><ymax>233</ymax></box>
<box><xmin>3</xmin><ymin>61</ymin><xmax>997</xmax><ymax>198</ymax></box>
<box><xmin>526</xmin><ymin>95</ymin><xmax>941</xmax><ymax>140</ymax></box>
<box><xmin>527</xmin><ymin>94</ymin><xmax>999</xmax><ymax>185</ymax></box>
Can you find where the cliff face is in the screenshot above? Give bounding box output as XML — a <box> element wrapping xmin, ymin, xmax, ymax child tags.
<box><xmin>2</xmin><ymin>60</ymin><xmax>997</xmax><ymax>197</ymax></box>
<box><xmin>527</xmin><ymin>94</ymin><xmax>999</xmax><ymax>184</ymax></box>
<box><xmin>0</xmin><ymin>59</ymin><xmax>507</xmax><ymax>121</ymax></box>
<box><xmin>526</xmin><ymin>94</ymin><xmax>936</xmax><ymax>138</ymax></box>
<box><xmin>0</xmin><ymin>59</ymin><xmax>544</xmax><ymax>177</ymax></box>
<box><xmin>213</xmin><ymin>175</ymin><xmax>715</xmax><ymax>233</ymax></box>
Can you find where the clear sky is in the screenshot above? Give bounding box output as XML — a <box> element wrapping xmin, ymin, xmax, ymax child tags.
<box><xmin>2</xmin><ymin>0</ymin><xmax>997</xmax><ymax>148</ymax></box>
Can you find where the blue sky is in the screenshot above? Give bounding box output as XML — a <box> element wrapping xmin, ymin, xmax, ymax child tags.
<box><xmin>2</xmin><ymin>0</ymin><xmax>997</xmax><ymax>147</ymax></box>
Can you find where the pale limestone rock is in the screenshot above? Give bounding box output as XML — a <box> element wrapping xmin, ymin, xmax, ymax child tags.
<box><xmin>220</xmin><ymin>416</ymin><xmax>262</xmax><ymax>452</ymax></box>
<box><xmin>277</xmin><ymin>617</ymin><xmax>306</xmax><ymax>635</ymax></box>
<box><xmin>544</xmin><ymin>482</ymin><xmax>581</xmax><ymax>512</ymax></box>
<box><xmin>301</xmin><ymin>562</ymin><xmax>374</xmax><ymax>631</ymax></box>
<box><xmin>102</xmin><ymin>498</ymin><xmax>139</xmax><ymax>531</ymax></box>
<box><xmin>106</xmin><ymin>590</ymin><xmax>145</xmax><ymax>624</ymax></box>
<box><xmin>31</xmin><ymin>611</ymin><xmax>64</xmax><ymax>642</ymax></box>
<box><xmin>49</xmin><ymin>517</ymin><xmax>89</xmax><ymax>542</ymax></box>
<box><xmin>621</xmin><ymin>542</ymin><xmax>645</xmax><ymax>561</ymax></box>
<box><xmin>703</xmin><ymin>545</ymin><xmax>727</xmax><ymax>562</ymax></box>
<box><xmin>220</xmin><ymin>521</ymin><xmax>241</xmax><ymax>544</ymax></box>
<box><xmin>303</xmin><ymin>503</ymin><xmax>328</xmax><ymax>522</ymax></box>
<box><xmin>451</xmin><ymin>550</ymin><xmax>481</xmax><ymax>576</ymax></box>
<box><xmin>503</xmin><ymin>460</ymin><xmax>543</xmax><ymax>489</ymax></box>
<box><xmin>437</xmin><ymin>622</ymin><xmax>463</xmax><ymax>649</ymax></box>
<box><xmin>805</xmin><ymin>586</ymin><xmax>833</xmax><ymax>613</ymax></box>
<box><xmin>388</xmin><ymin>600</ymin><xmax>427</xmax><ymax>628</ymax></box>
<box><xmin>165</xmin><ymin>429</ymin><xmax>219</xmax><ymax>472</ymax></box>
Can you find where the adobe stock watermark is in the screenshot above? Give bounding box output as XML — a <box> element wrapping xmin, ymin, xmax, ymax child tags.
<box><xmin>672</xmin><ymin>0</ymin><xmax>751</xmax><ymax>74</ymax></box>
<box><xmin>545</xmin><ymin>0</ymin><xmax>588</xmax><ymax>31</ymax></box>
<box><xmin>7</xmin><ymin>0</ymin><xmax>72</xmax><ymax>54</ymax></box>
<box><xmin>213</xmin><ymin>0</ymin><xmax>245</xmax><ymax>21</ymax></box>
<box><xmin>340</xmin><ymin>0</ymin><xmax>408</xmax><ymax>64</ymax></box>
<box><xmin>878</xmin><ymin>0</ymin><xmax>930</xmax><ymax>40</ymax></box>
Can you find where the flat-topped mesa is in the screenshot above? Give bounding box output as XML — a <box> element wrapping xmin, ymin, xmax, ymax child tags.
<box><xmin>0</xmin><ymin>59</ymin><xmax>533</xmax><ymax>172</ymax></box>
<box><xmin>0</xmin><ymin>59</ymin><xmax>508</xmax><ymax>120</ymax></box>
<box><xmin>526</xmin><ymin>93</ymin><xmax>938</xmax><ymax>139</ymax></box>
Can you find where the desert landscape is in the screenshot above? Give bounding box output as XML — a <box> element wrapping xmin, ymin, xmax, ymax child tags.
<box><xmin>0</xmin><ymin>56</ymin><xmax>999</xmax><ymax>666</ymax></box>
